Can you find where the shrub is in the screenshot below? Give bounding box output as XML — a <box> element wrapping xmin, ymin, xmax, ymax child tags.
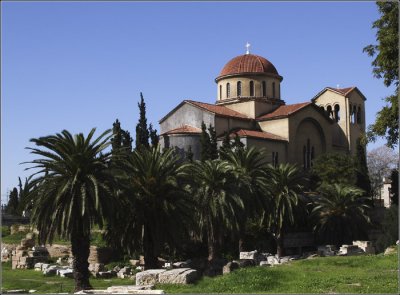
<box><xmin>376</xmin><ymin>205</ymin><xmax>398</xmax><ymax>252</ymax></box>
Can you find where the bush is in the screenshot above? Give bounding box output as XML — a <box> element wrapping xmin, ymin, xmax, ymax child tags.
<box><xmin>1</xmin><ymin>226</ymin><xmax>10</xmax><ymax>237</ymax></box>
<box><xmin>376</xmin><ymin>205</ymin><xmax>398</xmax><ymax>252</ymax></box>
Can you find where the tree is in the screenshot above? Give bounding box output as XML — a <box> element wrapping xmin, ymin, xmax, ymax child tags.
<box><xmin>265</xmin><ymin>163</ymin><xmax>305</xmax><ymax>257</ymax></box>
<box><xmin>186</xmin><ymin>146</ymin><xmax>194</xmax><ymax>162</ymax></box>
<box><xmin>219</xmin><ymin>131</ymin><xmax>232</xmax><ymax>157</ymax></box>
<box><xmin>355</xmin><ymin>138</ymin><xmax>371</xmax><ymax>196</ymax></box>
<box><xmin>17</xmin><ymin>176</ymin><xmax>35</xmax><ymax>216</ymax></box>
<box><xmin>135</xmin><ymin>93</ymin><xmax>150</xmax><ymax>149</ymax></box>
<box><xmin>389</xmin><ymin>169</ymin><xmax>398</xmax><ymax>205</ymax></box>
<box><xmin>188</xmin><ymin>159</ymin><xmax>243</xmax><ymax>264</ymax></box>
<box><xmin>367</xmin><ymin>145</ymin><xmax>398</xmax><ymax>199</ymax></box>
<box><xmin>208</xmin><ymin>125</ymin><xmax>218</xmax><ymax>160</ymax></box>
<box><xmin>364</xmin><ymin>1</ymin><xmax>399</xmax><ymax>148</ymax></box>
<box><xmin>6</xmin><ymin>188</ymin><xmax>19</xmax><ymax>215</ymax></box>
<box><xmin>110</xmin><ymin>147</ymin><xmax>191</xmax><ymax>269</ymax></box>
<box><xmin>311</xmin><ymin>183</ymin><xmax>371</xmax><ymax>246</ymax></box>
<box><xmin>25</xmin><ymin>129</ymin><xmax>115</xmax><ymax>291</ymax></box>
<box><xmin>200</xmin><ymin>122</ymin><xmax>211</xmax><ymax>161</ymax></box>
<box><xmin>222</xmin><ymin>147</ymin><xmax>269</xmax><ymax>252</ymax></box>
<box><xmin>111</xmin><ymin>119</ymin><xmax>132</xmax><ymax>157</ymax></box>
<box><xmin>375</xmin><ymin>205</ymin><xmax>398</xmax><ymax>252</ymax></box>
<box><xmin>311</xmin><ymin>153</ymin><xmax>356</xmax><ymax>185</ymax></box>
<box><xmin>148</xmin><ymin>123</ymin><xmax>159</xmax><ymax>147</ymax></box>
<box><xmin>231</xmin><ymin>134</ymin><xmax>245</xmax><ymax>152</ymax></box>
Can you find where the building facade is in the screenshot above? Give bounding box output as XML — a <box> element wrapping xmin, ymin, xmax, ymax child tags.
<box><xmin>159</xmin><ymin>51</ymin><xmax>366</xmax><ymax>168</ymax></box>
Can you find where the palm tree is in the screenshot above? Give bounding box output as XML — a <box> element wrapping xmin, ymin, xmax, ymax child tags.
<box><xmin>221</xmin><ymin>147</ymin><xmax>270</xmax><ymax>252</ymax></box>
<box><xmin>266</xmin><ymin>163</ymin><xmax>305</xmax><ymax>257</ymax></box>
<box><xmin>188</xmin><ymin>159</ymin><xmax>244</xmax><ymax>263</ymax></box>
<box><xmin>25</xmin><ymin>129</ymin><xmax>115</xmax><ymax>291</ymax></box>
<box><xmin>111</xmin><ymin>147</ymin><xmax>192</xmax><ymax>269</ymax></box>
<box><xmin>311</xmin><ymin>183</ymin><xmax>371</xmax><ymax>246</ymax></box>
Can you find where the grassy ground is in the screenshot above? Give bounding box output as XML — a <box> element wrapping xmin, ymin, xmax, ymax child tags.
<box><xmin>2</xmin><ymin>254</ymin><xmax>398</xmax><ymax>293</ymax></box>
<box><xmin>1</xmin><ymin>262</ymin><xmax>134</xmax><ymax>293</ymax></box>
<box><xmin>158</xmin><ymin>253</ymin><xmax>399</xmax><ymax>294</ymax></box>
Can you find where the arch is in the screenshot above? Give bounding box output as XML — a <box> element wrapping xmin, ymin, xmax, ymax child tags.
<box><xmin>334</xmin><ymin>104</ymin><xmax>340</xmax><ymax>122</ymax></box>
<box><xmin>357</xmin><ymin>106</ymin><xmax>362</xmax><ymax>124</ymax></box>
<box><xmin>249</xmin><ymin>81</ymin><xmax>254</xmax><ymax>97</ymax></box>
<box><xmin>352</xmin><ymin>105</ymin><xmax>356</xmax><ymax>124</ymax></box>
<box><xmin>237</xmin><ymin>81</ymin><xmax>242</xmax><ymax>97</ymax></box>
<box><xmin>226</xmin><ymin>83</ymin><xmax>230</xmax><ymax>98</ymax></box>
<box><xmin>262</xmin><ymin>81</ymin><xmax>266</xmax><ymax>97</ymax></box>
<box><xmin>326</xmin><ymin>105</ymin><xmax>333</xmax><ymax>119</ymax></box>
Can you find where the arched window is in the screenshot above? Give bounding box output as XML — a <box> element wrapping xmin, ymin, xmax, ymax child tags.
<box><xmin>334</xmin><ymin>104</ymin><xmax>340</xmax><ymax>122</ymax></box>
<box><xmin>249</xmin><ymin>81</ymin><xmax>254</xmax><ymax>97</ymax></box>
<box><xmin>272</xmin><ymin>82</ymin><xmax>276</xmax><ymax>98</ymax></box>
<box><xmin>326</xmin><ymin>105</ymin><xmax>333</xmax><ymax>119</ymax></box>
<box><xmin>219</xmin><ymin>85</ymin><xmax>222</xmax><ymax>100</ymax></box>
<box><xmin>226</xmin><ymin>83</ymin><xmax>230</xmax><ymax>98</ymax></box>
<box><xmin>352</xmin><ymin>105</ymin><xmax>357</xmax><ymax>124</ymax></box>
<box><xmin>303</xmin><ymin>139</ymin><xmax>313</xmax><ymax>169</ymax></box>
<box><xmin>262</xmin><ymin>81</ymin><xmax>266</xmax><ymax>97</ymax></box>
<box><xmin>349</xmin><ymin>104</ymin><xmax>353</xmax><ymax>123</ymax></box>
<box><xmin>357</xmin><ymin>106</ymin><xmax>362</xmax><ymax>124</ymax></box>
<box><xmin>237</xmin><ymin>81</ymin><xmax>242</xmax><ymax>97</ymax></box>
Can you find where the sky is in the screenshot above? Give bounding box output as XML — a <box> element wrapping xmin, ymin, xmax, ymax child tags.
<box><xmin>1</xmin><ymin>1</ymin><xmax>396</xmax><ymax>203</ymax></box>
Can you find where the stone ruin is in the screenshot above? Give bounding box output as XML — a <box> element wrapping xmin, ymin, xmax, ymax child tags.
<box><xmin>11</xmin><ymin>233</ymin><xmax>49</xmax><ymax>269</ymax></box>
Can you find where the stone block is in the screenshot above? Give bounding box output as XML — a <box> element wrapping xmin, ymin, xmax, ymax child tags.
<box><xmin>259</xmin><ymin>261</ymin><xmax>271</xmax><ymax>266</ymax></box>
<box><xmin>59</xmin><ymin>268</ymin><xmax>74</xmax><ymax>278</ymax></box>
<box><xmin>34</xmin><ymin>262</ymin><xmax>43</xmax><ymax>271</ymax></box>
<box><xmin>130</xmin><ymin>259</ymin><xmax>140</xmax><ymax>266</ymax></box>
<box><xmin>158</xmin><ymin>268</ymin><xmax>198</xmax><ymax>284</ymax></box>
<box><xmin>136</xmin><ymin>269</ymin><xmax>166</xmax><ymax>286</ymax></box>
<box><xmin>222</xmin><ymin>262</ymin><xmax>239</xmax><ymax>274</ymax></box>
<box><xmin>317</xmin><ymin>245</ymin><xmax>336</xmax><ymax>257</ymax></box>
<box><xmin>239</xmin><ymin>250</ymin><xmax>258</xmax><ymax>260</ymax></box>
<box><xmin>352</xmin><ymin>241</ymin><xmax>375</xmax><ymax>254</ymax></box>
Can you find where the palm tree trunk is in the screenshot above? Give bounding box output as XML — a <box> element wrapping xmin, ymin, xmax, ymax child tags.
<box><xmin>207</xmin><ymin>226</ymin><xmax>219</xmax><ymax>262</ymax></box>
<box><xmin>71</xmin><ymin>231</ymin><xmax>92</xmax><ymax>292</ymax></box>
<box><xmin>276</xmin><ymin>231</ymin><xmax>284</xmax><ymax>258</ymax></box>
<box><xmin>143</xmin><ymin>224</ymin><xmax>158</xmax><ymax>269</ymax></box>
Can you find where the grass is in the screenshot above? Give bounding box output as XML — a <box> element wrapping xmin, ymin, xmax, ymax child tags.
<box><xmin>158</xmin><ymin>253</ymin><xmax>399</xmax><ymax>293</ymax></box>
<box><xmin>1</xmin><ymin>262</ymin><xmax>135</xmax><ymax>293</ymax></box>
<box><xmin>3</xmin><ymin>254</ymin><xmax>398</xmax><ymax>293</ymax></box>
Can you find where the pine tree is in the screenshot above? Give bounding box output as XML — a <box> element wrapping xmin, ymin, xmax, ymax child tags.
<box><xmin>208</xmin><ymin>124</ymin><xmax>218</xmax><ymax>160</ymax></box>
<box><xmin>6</xmin><ymin>187</ymin><xmax>19</xmax><ymax>215</ymax></box>
<box><xmin>355</xmin><ymin>137</ymin><xmax>372</xmax><ymax>196</ymax></box>
<box><xmin>149</xmin><ymin>123</ymin><xmax>159</xmax><ymax>147</ymax></box>
<box><xmin>200</xmin><ymin>121</ymin><xmax>211</xmax><ymax>161</ymax></box>
<box><xmin>135</xmin><ymin>93</ymin><xmax>150</xmax><ymax>149</ymax></box>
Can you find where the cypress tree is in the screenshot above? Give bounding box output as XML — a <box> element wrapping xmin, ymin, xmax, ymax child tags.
<box><xmin>355</xmin><ymin>137</ymin><xmax>372</xmax><ymax>196</ymax></box>
<box><xmin>6</xmin><ymin>187</ymin><xmax>19</xmax><ymax>215</ymax></box>
<box><xmin>186</xmin><ymin>145</ymin><xmax>194</xmax><ymax>162</ymax></box>
<box><xmin>390</xmin><ymin>169</ymin><xmax>398</xmax><ymax>205</ymax></box>
<box><xmin>111</xmin><ymin>119</ymin><xmax>123</xmax><ymax>155</ymax></box>
<box><xmin>232</xmin><ymin>133</ymin><xmax>245</xmax><ymax>152</ymax></box>
<box><xmin>208</xmin><ymin>124</ymin><xmax>218</xmax><ymax>160</ymax></box>
<box><xmin>200</xmin><ymin>121</ymin><xmax>211</xmax><ymax>161</ymax></box>
<box><xmin>122</xmin><ymin>130</ymin><xmax>133</xmax><ymax>152</ymax></box>
<box><xmin>135</xmin><ymin>93</ymin><xmax>150</xmax><ymax>149</ymax></box>
<box><xmin>149</xmin><ymin>123</ymin><xmax>159</xmax><ymax>147</ymax></box>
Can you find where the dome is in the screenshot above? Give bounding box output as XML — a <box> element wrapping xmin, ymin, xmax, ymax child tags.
<box><xmin>216</xmin><ymin>54</ymin><xmax>281</xmax><ymax>81</ymax></box>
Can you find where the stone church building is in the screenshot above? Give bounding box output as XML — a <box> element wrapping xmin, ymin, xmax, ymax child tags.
<box><xmin>159</xmin><ymin>50</ymin><xmax>366</xmax><ymax>168</ymax></box>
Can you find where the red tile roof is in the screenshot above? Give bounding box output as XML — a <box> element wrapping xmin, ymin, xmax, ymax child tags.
<box><xmin>186</xmin><ymin>100</ymin><xmax>252</xmax><ymax>120</ymax></box>
<box><xmin>162</xmin><ymin>125</ymin><xmax>202</xmax><ymax>135</ymax></box>
<box><xmin>229</xmin><ymin>129</ymin><xmax>287</xmax><ymax>142</ymax></box>
<box><xmin>218</xmin><ymin>54</ymin><xmax>279</xmax><ymax>78</ymax></box>
<box><xmin>257</xmin><ymin>102</ymin><xmax>311</xmax><ymax>121</ymax></box>
<box><xmin>326</xmin><ymin>86</ymin><xmax>355</xmax><ymax>96</ymax></box>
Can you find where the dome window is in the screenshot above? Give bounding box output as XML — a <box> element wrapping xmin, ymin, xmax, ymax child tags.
<box><xmin>272</xmin><ymin>82</ymin><xmax>276</xmax><ymax>98</ymax></box>
<box><xmin>219</xmin><ymin>85</ymin><xmax>222</xmax><ymax>100</ymax></box>
<box><xmin>262</xmin><ymin>81</ymin><xmax>266</xmax><ymax>97</ymax></box>
<box><xmin>250</xmin><ymin>81</ymin><xmax>254</xmax><ymax>97</ymax></box>
<box><xmin>226</xmin><ymin>83</ymin><xmax>231</xmax><ymax>98</ymax></box>
<box><xmin>237</xmin><ymin>81</ymin><xmax>242</xmax><ymax>97</ymax></box>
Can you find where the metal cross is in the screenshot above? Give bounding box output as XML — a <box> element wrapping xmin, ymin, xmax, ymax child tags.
<box><xmin>246</xmin><ymin>42</ymin><xmax>251</xmax><ymax>54</ymax></box>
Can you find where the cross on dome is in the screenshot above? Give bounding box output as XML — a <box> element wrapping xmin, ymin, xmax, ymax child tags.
<box><xmin>245</xmin><ymin>42</ymin><xmax>251</xmax><ymax>54</ymax></box>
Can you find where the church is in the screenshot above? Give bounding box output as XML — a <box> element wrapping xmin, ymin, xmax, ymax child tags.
<box><xmin>159</xmin><ymin>46</ymin><xmax>366</xmax><ymax>168</ymax></box>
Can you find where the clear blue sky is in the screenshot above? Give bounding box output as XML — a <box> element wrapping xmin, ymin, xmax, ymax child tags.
<box><xmin>1</xmin><ymin>1</ymin><xmax>395</xmax><ymax>203</ymax></box>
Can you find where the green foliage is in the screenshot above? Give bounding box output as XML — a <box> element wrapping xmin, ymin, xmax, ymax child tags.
<box><xmin>376</xmin><ymin>205</ymin><xmax>398</xmax><ymax>253</ymax></box>
<box><xmin>158</xmin><ymin>254</ymin><xmax>398</xmax><ymax>294</ymax></box>
<box><xmin>364</xmin><ymin>2</ymin><xmax>399</xmax><ymax>148</ymax></box>
<box><xmin>311</xmin><ymin>183</ymin><xmax>371</xmax><ymax>246</ymax></box>
<box><xmin>219</xmin><ymin>132</ymin><xmax>232</xmax><ymax>156</ymax></box>
<box><xmin>232</xmin><ymin>134</ymin><xmax>245</xmax><ymax>152</ymax></box>
<box><xmin>135</xmin><ymin>92</ymin><xmax>150</xmax><ymax>149</ymax></box>
<box><xmin>1</xmin><ymin>226</ymin><xmax>10</xmax><ymax>237</ymax></box>
<box><xmin>199</xmin><ymin>122</ymin><xmax>210</xmax><ymax>161</ymax></box>
<box><xmin>148</xmin><ymin>123</ymin><xmax>159</xmax><ymax>147</ymax></box>
<box><xmin>186</xmin><ymin>145</ymin><xmax>194</xmax><ymax>162</ymax></box>
<box><xmin>106</xmin><ymin>146</ymin><xmax>192</xmax><ymax>268</ymax></box>
<box><xmin>17</xmin><ymin>176</ymin><xmax>35</xmax><ymax>215</ymax></box>
<box><xmin>354</xmin><ymin>138</ymin><xmax>371</xmax><ymax>196</ymax></box>
<box><xmin>6</xmin><ymin>187</ymin><xmax>19</xmax><ymax>215</ymax></box>
<box><xmin>390</xmin><ymin>169</ymin><xmax>398</xmax><ymax>205</ymax></box>
<box><xmin>188</xmin><ymin>159</ymin><xmax>244</xmax><ymax>261</ymax></box>
<box><xmin>311</xmin><ymin>153</ymin><xmax>356</xmax><ymax>185</ymax></box>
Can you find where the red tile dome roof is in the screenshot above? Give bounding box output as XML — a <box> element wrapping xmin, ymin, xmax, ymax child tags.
<box><xmin>217</xmin><ymin>54</ymin><xmax>280</xmax><ymax>80</ymax></box>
